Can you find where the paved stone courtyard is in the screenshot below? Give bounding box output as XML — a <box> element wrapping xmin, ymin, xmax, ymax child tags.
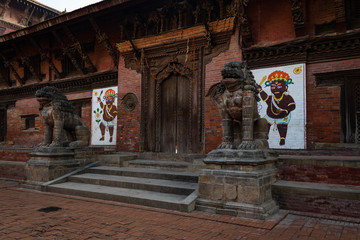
<box><xmin>1</xmin><ymin>180</ymin><xmax>359</xmax><ymax>240</ymax></box>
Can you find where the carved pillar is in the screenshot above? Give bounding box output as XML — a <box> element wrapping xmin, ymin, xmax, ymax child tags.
<box><xmin>334</xmin><ymin>0</ymin><xmax>347</xmax><ymax>33</ymax></box>
<box><xmin>289</xmin><ymin>0</ymin><xmax>306</xmax><ymax>37</ymax></box>
<box><xmin>63</xmin><ymin>26</ymin><xmax>97</xmax><ymax>73</ymax></box>
<box><xmin>89</xmin><ymin>18</ymin><xmax>118</xmax><ymax>68</ymax></box>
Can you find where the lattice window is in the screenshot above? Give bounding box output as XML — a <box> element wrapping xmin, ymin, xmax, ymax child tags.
<box><xmin>356</xmin><ymin>83</ymin><xmax>360</xmax><ymax>143</ymax></box>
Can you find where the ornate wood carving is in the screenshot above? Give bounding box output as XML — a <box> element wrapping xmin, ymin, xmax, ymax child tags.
<box><xmin>117</xmin><ymin>17</ymin><xmax>235</xmax><ymax>54</ymax></box>
<box><xmin>121</xmin><ymin>93</ymin><xmax>139</xmax><ymax>113</ymax></box>
<box><xmin>0</xmin><ymin>53</ymin><xmax>23</xmax><ymax>86</ymax></box>
<box><xmin>289</xmin><ymin>0</ymin><xmax>305</xmax><ymax>37</ymax></box>
<box><xmin>12</xmin><ymin>44</ymin><xmax>42</xmax><ymax>82</ymax></box>
<box><xmin>89</xmin><ymin>18</ymin><xmax>118</xmax><ymax>68</ymax></box>
<box><xmin>0</xmin><ymin>0</ymin><xmax>10</xmax><ymax>18</ymax></box>
<box><xmin>334</xmin><ymin>0</ymin><xmax>347</xmax><ymax>32</ymax></box>
<box><xmin>63</xmin><ymin>26</ymin><xmax>97</xmax><ymax>73</ymax></box>
<box><xmin>30</xmin><ymin>38</ymin><xmax>62</xmax><ymax>79</ymax></box>
<box><xmin>52</xmin><ymin>30</ymin><xmax>85</xmax><ymax>75</ymax></box>
<box><xmin>0</xmin><ymin>70</ymin><xmax>117</xmax><ymax>102</ymax></box>
<box><xmin>19</xmin><ymin>5</ymin><xmax>34</xmax><ymax>26</ymax></box>
<box><xmin>243</xmin><ymin>31</ymin><xmax>360</xmax><ymax>68</ymax></box>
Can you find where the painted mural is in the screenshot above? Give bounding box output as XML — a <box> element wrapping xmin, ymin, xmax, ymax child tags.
<box><xmin>91</xmin><ymin>86</ymin><xmax>118</xmax><ymax>145</ymax></box>
<box><xmin>252</xmin><ymin>64</ymin><xmax>306</xmax><ymax>149</ymax></box>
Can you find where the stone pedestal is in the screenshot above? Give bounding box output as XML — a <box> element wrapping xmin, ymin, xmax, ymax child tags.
<box><xmin>197</xmin><ymin>149</ymin><xmax>279</xmax><ymax>220</ymax></box>
<box><xmin>25</xmin><ymin>149</ymin><xmax>79</xmax><ymax>188</ymax></box>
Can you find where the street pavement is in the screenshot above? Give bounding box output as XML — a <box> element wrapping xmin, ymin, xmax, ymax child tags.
<box><xmin>1</xmin><ymin>180</ymin><xmax>359</xmax><ymax>240</ymax></box>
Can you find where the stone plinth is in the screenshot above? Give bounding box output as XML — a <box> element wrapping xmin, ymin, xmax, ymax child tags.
<box><xmin>25</xmin><ymin>149</ymin><xmax>79</xmax><ymax>187</ymax></box>
<box><xmin>197</xmin><ymin>149</ymin><xmax>279</xmax><ymax>220</ymax></box>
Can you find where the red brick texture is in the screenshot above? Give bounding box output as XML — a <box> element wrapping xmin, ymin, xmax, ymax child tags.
<box><xmin>204</xmin><ymin>30</ymin><xmax>243</xmax><ymax>153</ymax></box>
<box><xmin>274</xmin><ymin>193</ymin><xmax>360</xmax><ymax>219</ymax></box>
<box><xmin>306</xmin><ymin>59</ymin><xmax>360</xmax><ymax>148</ymax></box>
<box><xmin>0</xmin><ymin>152</ymin><xmax>30</xmax><ymax>162</ymax></box>
<box><xmin>279</xmin><ymin>165</ymin><xmax>360</xmax><ymax>186</ymax></box>
<box><xmin>117</xmin><ymin>56</ymin><xmax>141</xmax><ymax>152</ymax></box>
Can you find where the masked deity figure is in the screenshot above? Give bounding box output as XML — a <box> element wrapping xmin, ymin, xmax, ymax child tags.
<box><xmin>258</xmin><ymin>70</ymin><xmax>296</xmax><ymax>146</ymax></box>
<box><xmin>97</xmin><ymin>89</ymin><xmax>118</xmax><ymax>142</ymax></box>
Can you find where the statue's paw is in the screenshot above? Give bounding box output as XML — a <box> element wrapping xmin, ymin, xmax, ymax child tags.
<box><xmin>49</xmin><ymin>142</ymin><xmax>62</xmax><ymax>148</ymax></box>
<box><xmin>37</xmin><ymin>142</ymin><xmax>50</xmax><ymax>148</ymax></box>
<box><xmin>217</xmin><ymin>142</ymin><xmax>234</xmax><ymax>149</ymax></box>
<box><xmin>238</xmin><ymin>141</ymin><xmax>257</xmax><ymax>150</ymax></box>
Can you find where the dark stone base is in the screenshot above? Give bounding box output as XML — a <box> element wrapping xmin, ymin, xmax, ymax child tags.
<box><xmin>198</xmin><ymin>148</ymin><xmax>279</xmax><ymax>220</ymax></box>
<box><xmin>25</xmin><ymin>149</ymin><xmax>79</xmax><ymax>188</ymax></box>
<box><xmin>196</xmin><ymin>198</ymin><xmax>279</xmax><ymax>220</ymax></box>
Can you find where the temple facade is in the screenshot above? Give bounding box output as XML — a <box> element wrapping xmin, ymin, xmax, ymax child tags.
<box><xmin>0</xmin><ymin>0</ymin><xmax>359</xmax><ymax>218</ymax></box>
<box><xmin>0</xmin><ymin>0</ymin><xmax>358</xmax><ymax>154</ymax></box>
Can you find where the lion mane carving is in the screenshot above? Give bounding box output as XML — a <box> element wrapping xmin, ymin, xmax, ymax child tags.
<box><xmin>35</xmin><ymin>86</ymin><xmax>90</xmax><ymax>149</ymax></box>
<box><xmin>207</xmin><ymin>61</ymin><xmax>269</xmax><ymax>150</ymax></box>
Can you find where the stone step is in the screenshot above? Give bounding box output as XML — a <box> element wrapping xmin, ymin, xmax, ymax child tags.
<box><xmin>127</xmin><ymin>159</ymin><xmax>193</xmax><ymax>170</ymax></box>
<box><xmin>98</xmin><ymin>153</ymin><xmax>138</xmax><ymax>166</ymax></box>
<box><xmin>87</xmin><ymin>166</ymin><xmax>198</xmax><ymax>183</ymax></box>
<box><xmin>47</xmin><ymin>182</ymin><xmax>197</xmax><ymax>212</ymax></box>
<box><xmin>69</xmin><ymin>173</ymin><xmax>197</xmax><ymax>195</ymax></box>
<box><xmin>272</xmin><ymin>180</ymin><xmax>360</xmax><ymax>218</ymax></box>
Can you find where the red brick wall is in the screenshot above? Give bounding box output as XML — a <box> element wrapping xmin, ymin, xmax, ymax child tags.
<box><xmin>117</xmin><ymin>56</ymin><xmax>141</xmax><ymax>152</ymax></box>
<box><xmin>5</xmin><ymin>91</ymin><xmax>92</xmax><ymax>148</ymax></box>
<box><xmin>279</xmin><ymin>165</ymin><xmax>360</xmax><ymax>186</ymax></box>
<box><xmin>0</xmin><ymin>152</ymin><xmax>30</xmax><ymax>162</ymax></box>
<box><xmin>204</xmin><ymin>30</ymin><xmax>242</xmax><ymax>153</ymax></box>
<box><xmin>248</xmin><ymin>0</ymin><xmax>295</xmax><ymax>45</ymax></box>
<box><xmin>273</xmin><ymin>193</ymin><xmax>360</xmax><ymax>218</ymax></box>
<box><xmin>306</xmin><ymin>59</ymin><xmax>360</xmax><ymax>148</ymax></box>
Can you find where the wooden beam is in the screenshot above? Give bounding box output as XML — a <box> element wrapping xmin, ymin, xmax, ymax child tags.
<box><xmin>30</xmin><ymin>37</ymin><xmax>61</xmax><ymax>79</ymax></box>
<box><xmin>334</xmin><ymin>0</ymin><xmax>347</xmax><ymax>33</ymax></box>
<box><xmin>0</xmin><ymin>0</ymin><xmax>11</xmax><ymax>18</ymax></box>
<box><xmin>52</xmin><ymin>30</ymin><xmax>86</xmax><ymax>75</ymax></box>
<box><xmin>12</xmin><ymin>44</ymin><xmax>42</xmax><ymax>82</ymax></box>
<box><xmin>63</xmin><ymin>26</ymin><xmax>97</xmax><ymax>73</ymax></box>
<box><xmin>289</xmin><ymin>0</ymin><xmax>306</xmax><ymax>37</ymax></box>
<box><xmin>89</xmin><ymin>17</ymin><xmax>118</xmax><ymax>68</ymax></box>
<box><xmin>0</xmin><ymin>53</ymin><xmax>24</xmax><ymax>86</ymax></box>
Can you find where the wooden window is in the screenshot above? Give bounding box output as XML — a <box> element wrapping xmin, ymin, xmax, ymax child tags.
<box><xmin>346</xmin><ymin>0</ymin><xmax>360</xmax><ymax>29</ymax></box>
<box><xmin>21</xmin><ymin>114</ymin><xmax>39</xmax><ymax>131</ymax></box>
<box><xmin>0</xmin><ymin>109</ymin><xmax>5</xmax><ymax>142</ymax></box>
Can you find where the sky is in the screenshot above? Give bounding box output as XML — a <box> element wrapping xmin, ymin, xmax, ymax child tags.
<box><xmin>39</xmin><ymin>0</ymin><xmax>103</xmax><ymax>12</ymax></box>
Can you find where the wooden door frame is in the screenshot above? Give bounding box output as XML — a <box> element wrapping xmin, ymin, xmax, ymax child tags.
<box><xmin>155</xmin><ymin>67</ymin><xmax>193</xmax><ymax>153</ymax></box>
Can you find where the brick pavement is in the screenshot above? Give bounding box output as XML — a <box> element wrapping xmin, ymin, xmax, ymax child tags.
<box><xmin>1</xmin><ymin>180</ymin><xmax>360</xmax><ymax>240</ymax></box>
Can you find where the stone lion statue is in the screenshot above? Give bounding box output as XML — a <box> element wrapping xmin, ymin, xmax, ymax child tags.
<box><xmin>207</xmin><ymin>61</ymin><xmax>269</xmax><ymax>150</ymax></box>
<box><xmin>35</xmin><ymin>86</ymin><xmax>90</xmax><ymax>149</ymax></box>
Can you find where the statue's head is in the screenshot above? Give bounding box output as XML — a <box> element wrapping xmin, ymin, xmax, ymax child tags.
<box><xmin>35</xmin><ymin>86</ymin><xmax>72</xmax><ymax>112</ymax></box>
<box><xmin>36</xmin><ymin>86</ymin><xmax>67</xmax><ymax>105</ymax></box>
<box><xmin>220</xmin><ymin>61</ymin><xmax>247</xmax><ymax>92</ymax></box>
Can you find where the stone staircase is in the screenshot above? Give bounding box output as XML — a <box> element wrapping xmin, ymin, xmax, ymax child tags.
<box><xmin>45</xmin><ymin>153</ymin><xmax>201</xmax><ymax>212</ymax></box>
<box><xmin>272</xmin><ymin>154</ymin><xmax>360</xmax><ymax>218</ymax></box>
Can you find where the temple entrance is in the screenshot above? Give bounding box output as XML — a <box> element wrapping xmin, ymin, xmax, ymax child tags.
<box><xmin>0</xmin><ymin>109</ymin><xmax>6</xmax><ymax>142</ymax></box>
<box><xmin>342</xmin><ymin>80</ymin><xmax>360</xmax><ymax>143</ymax></box>
<box><xmin>160</xmin><ymin>75</ymin><xmax>191</xmax><ymax>153</ymax></box>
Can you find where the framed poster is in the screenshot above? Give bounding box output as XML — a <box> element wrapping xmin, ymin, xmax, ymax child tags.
<box><xmin>252</xmin><ymin>64</ymin><xmax>306</xmax><ymax>149</ymax></box>
<box><xmin>91</xmin><ymin>86</ymin><xmax>118</xmax><ymax>145</ymax></box>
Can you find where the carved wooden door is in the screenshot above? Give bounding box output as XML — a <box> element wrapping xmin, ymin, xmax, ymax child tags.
<box><xmin>0</xmin><ymin>109</ymin><xmax>5</xmax><ymax>142</ymax></box>
<box><xmin>342</xmin><ymin>80</ymin><xmax>360</xmax><ymax>144</ymax></box>
<box><xmin>160</xmin><ymin>75</ymin><xmax>191</xmax><ymax>153</ymax></box>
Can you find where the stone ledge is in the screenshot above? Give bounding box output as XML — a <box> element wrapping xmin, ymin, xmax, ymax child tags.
<box><xmin>279</xmin><ymin>155</ymin><xmax>360</xmax><ymax>168</ymax></box>
<box><xmin>272</xmin><ymin>180</ymin><xmax>360</xmax><ymax>200</ymax></box>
